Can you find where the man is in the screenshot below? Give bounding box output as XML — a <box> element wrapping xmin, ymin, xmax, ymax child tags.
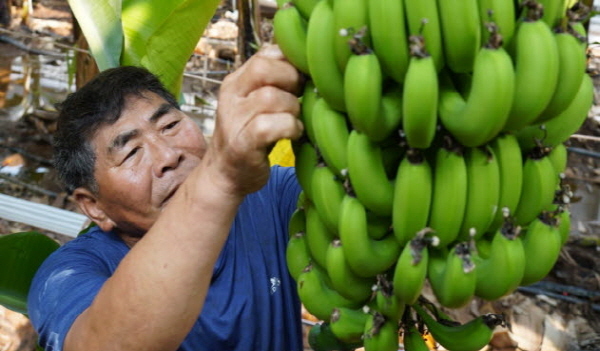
<box><xmin>27</xmin><ymin>44</ymin><xmax>305</xmax><ymax>351</ymax></box>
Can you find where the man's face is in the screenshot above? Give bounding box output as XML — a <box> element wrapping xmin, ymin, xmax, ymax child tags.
<box><xmin>88</xmin><ymin>91</ymin><xmax>207</xmax><ymax>236</ymax></box>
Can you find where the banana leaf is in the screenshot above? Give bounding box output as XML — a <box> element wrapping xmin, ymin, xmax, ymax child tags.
<box><xmin>0</xmin><ymin>231</ymin><xmax>60</xmax><ymax>315</ymax></box>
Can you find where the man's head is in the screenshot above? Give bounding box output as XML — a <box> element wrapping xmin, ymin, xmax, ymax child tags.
<box><xmin>54</xmin><ymin>66</ymin><xmax>207</xmax><ymax>236</ymax></box>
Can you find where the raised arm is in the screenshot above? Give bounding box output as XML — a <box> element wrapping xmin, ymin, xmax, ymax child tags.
<box><xmin>63</xmin><ymin>45</ymin><xmax>303</xmax><ymax>351</ymax></box>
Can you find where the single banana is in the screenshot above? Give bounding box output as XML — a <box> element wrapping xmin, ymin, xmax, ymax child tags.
<box><xmin>297</xmin><ymin>264</ymin><xmax>363</xmax><ymax>322</ymax></box>
<box><xmin>516</xmin><ymin>73</ymin><xmax>593</xmax><ymax>153</ymax></box>
<box><xmin>346</xmin><ymin>130</ymin><xmax>394</xmax><ymax>217</ymax></box>
<box><xmin>456</xmin><ymin>146</ymin><xmax>500</xmax><ymax>242</ymax></box>
<box><xmin>402</xmin><ymin>321</ymin><xmax>430</xmax><ymax>351</ymax></box>
<box><xmin>557</xmin><ymin>207</ymin><xmax>572</xmax><ymax>245</ymax></box>
<box><xmin>548</xmin><ymin>143</ymin><xmax>568</xmax><ymax>177</ymax></box>
<box><xmin>308</xmin><ymin>322</ymin><xmax>364</xmax><ymax>351</ymax></box>
<box><xmin>513</xmin><ymin>151</ymin><xmax>557</xmax><ymax>225</ymax></box>
<box><xmin>537</xmin><ymin>0</ymin><xmax>566</xmax><ymax>28</ymax></box>
<box><xmin>339</xmin><ymin>195</ymin><xmax>401</xmax><ymax>278</ymax></box>
<box><xmin>520</xmin><ymin>213</ymin><xmax>563</xmax><ymax>286</ymax></box>
<box><xmin>299</xmin><ymin>80</ymin><xmax>318</xmax><ymax>145</ymax></box>
<box><xmin>311</xmin><ymin>164</ymin><xmax>346</xmax><ymax>233</ymax></box>
<box><xmin>428</xmin><ymin>243</ymin><xmax>477</xmax><ymax>308</ymax></box>
<box><xmin>291</xmin><ymin>0</ymin><xmax>319</xmax><ymax>19</ymax></box>
<box><xmin>311</xmin><ymin>98</ymin><xmax>350</xmax><ymax>177</ymax></box>
<box><xmin>503</xmin><ymin>4</ymin><xmax>559</xmax><ymax>131</ymax></box>
<box><xmin>332</xmin><ymin>0</ymin><xmax>369</xmax><ymax>71</ymax></box>
<box><xmin>344</xmin><ymin>48</ymin><xmax>384</xmax><ymax>139</ymax></box>
<box><xmin>273</xmin><ymin>3</ymin><xmax>310</xmax><ymax>75</ymax></box>
<box><xmin>535</xmin><ymin>29</ymin><xmax>587</xmax><ymax>123</ymax></box>
<box><xmin>438</xmin><ymin>29</ymin><xmax>515</xmax><ymax>147</ymax></box>
<box><xmin>404</xmin><ymin>0</ymin><xmax>444</xmax><ymax>71</ymax></box>
<box><xmin>306</xmin><ymin>0</ymin><xmax>346</xmax><ymax>112</ymax></box>
<box><xmin>368</xmin><ymin>0</ymin><xmax>410</xmax><ymax>83</ymax></box>
<box><xmin>305</xmin><ymin>200</ymin><xmax>336</xmax><ymax>268</ymax></box>
<box><xmin>393</xmin><ymin>232</ymin><xmax>433</xmax><ymax>305</ymax></box>
<box><xmin>374</xmin><ymin>281</ymin><xmax>406</xmax><ymax>322</ymax></box>
<box><xmin>326</xmin><ymin>239</ymin><xmax>375</xmax><ymax>302</ymax></box>
<box><xmin>488</xmin><ymin>133</ymin><xmax>523</xmax><ymax>233</ymax></box>
<box><xmin>473</xmin><ymin>222</ymin><xmax>526</xmax><ymax>300</ymax></box>
<box><xmin>437</xmin><ymin>0</ymin><xmax>481</xmax><ymax>73</ymax></box>
<box><xmin>477</xmin><ymin>0</ymin><xmax>516</xmax><ymax>47</ymax></box>
<box><xmin>330</xmin><ymin>307</ymin><xmax>370</xmax><ymax>344</ymax></box>
<box><xmin>286</xmin><ymin>207</ymin><xmax>311</xmax><ymax>280</ymax></box>
<box><xmin>363</xmin><ymin>312</ymin><xmax>400</xmax><ymax>351</ymax></box>
<box><xmin>291</xmin><ymin>140</ymin><xmax>318</xmax><ymax>200</ymax></box>
<box><xmin>427</xmin><ymin>137</ymin><xmax>468</xmax><ymax>247</ymax></box>
<box><xmin>393</xmin><ymin>149</ymin><xmax>433</xmax><ymax>247</ymax></box>
<box><xmin>402</xmin><ymin>35</ymin><xmax>438</xmax><ymax>149</ymax></box>
<box><xmin>413</xmin><ymin>304</ymin><xmax>505</xmax><ymax>351</ymax></box>
<box><xmin>375</xmin><ymin>85</ymin><xmax>405</xmax><ymax>142</ymax></box>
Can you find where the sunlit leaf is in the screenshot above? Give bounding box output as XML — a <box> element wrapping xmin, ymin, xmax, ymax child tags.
<box><xmin>0</xmin><ymin>232</ymin><xmax>59</xmax><ymax>315</ymax></box>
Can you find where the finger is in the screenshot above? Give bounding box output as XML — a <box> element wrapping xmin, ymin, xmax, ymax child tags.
<box><xmin>223</xmin><ymin>51</ymin><xmax>302</xmax><ymax>98</ymax></box>
<box><xmin>243</xmin><ymin>112</ymin><xmax>305</xmax><ymax>150</ymax></box>
<box><xmin>245</xmin><ymin>86</ymin><xmax>301</xmax><ymax>117</ymax></box>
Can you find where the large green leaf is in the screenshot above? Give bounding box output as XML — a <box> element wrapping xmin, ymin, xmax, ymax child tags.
<box><xmin>67</xmin><ymin>0</ymin><xmax>123</xmax><ymax>71</ymax></box>
<box><xmin>121</xmin><ymin>0</ymin><xmax>221</xmax><ymax>96</ymax></box>
<box><xmin>0</xmin><ymin>232</ymin><xmax>60</xmax><ymax>315</ymax></box>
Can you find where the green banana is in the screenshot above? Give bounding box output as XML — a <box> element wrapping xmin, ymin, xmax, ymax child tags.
<box><xmin>488</xmin><ymin>133</ymin><xmax>523</xmax><ymax>233</ymax></box>
<box><xmin>402</xmin><ymin>36</ymin><xmax>438</xmax><ymax>149</ymax></box>
<box><xmin>427</xmin><ymin>137</ymin><xmax>468</xmax><ymax>247</ymax></box>
<box><xmin>428</xmin><ymin>243</ymin><xmax>477</xmax><ymax>308</ymax></box>
<box><xmin>513</xmin><ymin>151</ymin><xmax>557</xmax><ymax>226</ymax></box>
<box><xmin>520</xmin><ymin>213</ymin><xmax>563</xmax><ymax>286</ymax></box>
<box><xmin>339</xmin><ymin>195</ymin><xmax>401</xmax><ymax>278</ymax></box>
<box><xmin>393</xmin><ymin>149</ymin><xmax>433</xmax><ymax>247</ymax></box>
<box><xmin>273</xmin><ymin>2</ymin><xmax>310</xmax><ymax>75</ymax></box>
<box><xmin>292</xmin><ymin>0</ymin><xmax>320</xmax><ymax>19</ymax></box>
<box><xmin>367</xmin><ymin>212</ymin><xmax>393</xmax><ymax>240</ymax></box>
<box><xmin>413</xmin><ymin>304</ymin><xmax>505</xmax><ymax>351</ymax></box>
<box><xmin>438</xmin><ymin>31</ymin><xmax>515</xmax><ymax>147</ymax></box>
<box><xmin>311</xmin><ymin>98</ymin><xmax>350</xmax><ymax>177</ymax></box>
<box><xmin>437</xmin><ymin>0</ymin><xmax>481</xmax><ymax>73</ymax></box>
<box><xmin>368</xmin><ymin>0</ymin><xmax>409</xmax><ymax>83</ymax></box>
<box><xmin>548</xmin><ymin>143</ymin><xmax>568</xmax><ymax>177</ymax></box>
<box><xmin>332</xmin><ymin>0</ymin><xmax>369</xmax><ymax>72</ymax></box>
<box><xmin>306</xmin><ymin>0</ymin><xmax>346</xmax><ymax>112</ymax></box>
<box><xmin>308</xmin><ymin>322</ymin><xmax>363</xmax><ymax>351</ymax></box>
<box><xmin>557</xmin><ymin>207</ymin><xmax>571</xmax><ymax>245</ymax></box>
<box><xmin>292</xmin><ymin>140</ymin><xmax>318</xmax><ymax>200</ymax></box>
<box><xmin>402</xmin><ymin>321</ymin><xmax>430</xmax><ymax>351</ymax></box>
<box><xmin>477</xmin><ymin>0</ymin><xmax>516</xmax><ymax>47</ymax></box>
<box><xmin>404</xmin><ymin>0</ymin><xmax>444</xmax><ymax>71</ymax></box>
<box><xmin>286</xmin><ymin>207</ymin><xmax>312</xmax><ymax>280</ymax></box>
<box><xmin>326</xmin><ymin>239</ymin><xmax>375</xmax><ymax>302</ymax></box>
<box><xmin>311</xmin><ymin>164</ymin><xmax>346</xmax><ymax>233</ymax></box>
<box><xmin>503</xmin><ymin>5</ymin><xmax>559</xmax><ymax>131</ymax></box>
<box><xmin>297</xmin><ymin>264</ymin><xmax>363</xmax><ymax>322</ymax></box>
<box><xmin>330</xmin><ymin>307</ymin><xmax>370</xmax><ymax>344</ymax></box>
<box><xmin>375</xmin><ymin>85</ymin><xmax>405</xmax><ymax>142</ymax></box>
<box><xmin>516</xmin><ymin>73</ymin><xmax>593</xmax><ymax>153</ymax></box>
<box><xmin>374</xmin><ymin>281</ymin><xmax>406</xmax><ymax>322</ymax></box>
<box><xmin>537</xmin><ymin>0</ymin><xmax>566</xmax><ymax>28</ymax></box>
<box><xmin>473</xmin><ymin>222</ymin><xmax>526</xmax><ymax>300</ymax></box>
<box><xmin>535</xmin><ymin>29</ymin><xmax>587</xmax><ymax>123</ymax></box>
<box><xmin>305</xmin><ymin>200</ymin><xmax>336</xmax><ymax>268</ymax></box>
<box><xmin>300</xmin><ymin>80</ymin><xmax>318</xmax><ymax>145</ymax></box>
<box><xmin>393</xmin><ymin>232</ymin><xmax>432</xmax><ymax>305</ymax></box>
<box><xmin>344</xmin><ymin>48</ymin><xmax>384</xmax><ymax>139</ymax></box>
<box><xmin>347</xmin><ymin>130</ymin><xmax>394</xmax><ymax>217</ymax></box>
<box><xmin>363</xmin><ymin>312</ymin><xmax>400</xmax><ymax>351</ymax></box>
<box><xmin>456</xmin><ymin>146</ymin><xmax>500</xmax><ymax>242</ymax></box>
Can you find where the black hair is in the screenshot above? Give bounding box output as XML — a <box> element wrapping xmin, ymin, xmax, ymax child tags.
<box><xmin>53</xmin><ymin>66</ymin><xmax>180</xmax><ymax>194</ymax></box>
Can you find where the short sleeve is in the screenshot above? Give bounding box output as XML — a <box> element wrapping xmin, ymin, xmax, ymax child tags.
<box><xmin>27</xmin><ymin>242</ymin><xmax>113</xmax><ymax>351</ymax></box>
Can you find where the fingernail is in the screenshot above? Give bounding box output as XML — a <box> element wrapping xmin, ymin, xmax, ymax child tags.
<box><xmin>259</xmin><ymin>44</ymin><xmax>284</xmax><ymax>58</ymax></box>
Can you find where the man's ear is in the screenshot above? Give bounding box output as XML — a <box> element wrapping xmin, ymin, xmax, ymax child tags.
<box><xmin>72</xmin><ymin>187</ymin><xmax>116</xmax><ymax>232</ymax></box>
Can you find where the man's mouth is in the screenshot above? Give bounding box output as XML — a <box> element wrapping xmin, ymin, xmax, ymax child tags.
<box><xmin>162</xmin><ymin>184</ymin><xmax>180</xmax><ymax>205</ymax></box>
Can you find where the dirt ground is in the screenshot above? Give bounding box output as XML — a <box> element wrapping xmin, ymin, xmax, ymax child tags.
<box><xmin>0</xmin><ymin>1</ymin><xmax>600</xmax><ymax>351</ymax></box>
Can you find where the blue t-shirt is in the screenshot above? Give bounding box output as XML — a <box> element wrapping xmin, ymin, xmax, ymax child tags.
<box><xmin>27</xmin><ymin>166</ymin><xmax>303</xmax><ymax>351</ymax></box>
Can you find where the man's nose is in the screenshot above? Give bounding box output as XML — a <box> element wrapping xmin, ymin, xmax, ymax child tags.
<box><xmin>151</xmin><ymin>137</ymin><xmax>182</xmax><ymax>177</ymax></box>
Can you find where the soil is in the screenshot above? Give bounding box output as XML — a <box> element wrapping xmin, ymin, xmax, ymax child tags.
<box><xmin>0</xmin><ymin>1</ymin><xmax>600</xmax><ymax>351</ymax></box>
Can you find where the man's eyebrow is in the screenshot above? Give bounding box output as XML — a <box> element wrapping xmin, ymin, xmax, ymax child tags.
<box><xmin>149</xmin><ymin>103</ymin><xmax>174</xmax><ymax>124</ymax></box>
<box><xmin>108</xmin><ymin>129</ymin><xmax>139</xmax><ymax>154</ymax></box>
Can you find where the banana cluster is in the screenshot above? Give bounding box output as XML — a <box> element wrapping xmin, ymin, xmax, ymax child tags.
<box><xmin>275</xmin><ymin>0</ymin><xmax>591</xmax><ymax>349</ymax></box>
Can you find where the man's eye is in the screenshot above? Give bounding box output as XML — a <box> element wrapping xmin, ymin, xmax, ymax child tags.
<box><xmin>124</xmin><ymin>147</ymin><xmax>139</xmax><ymax>161</ymax></box>
<box><xmin>164</xmin><ymin>120</ymin><xmax>179</xmax><ymax>130</ymax></box>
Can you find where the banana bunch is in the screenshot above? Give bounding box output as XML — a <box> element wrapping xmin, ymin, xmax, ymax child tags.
<box><xmin>276</xmin><ymin>0</ymin><xmax>593</xmax><ymax>349</ymax></box>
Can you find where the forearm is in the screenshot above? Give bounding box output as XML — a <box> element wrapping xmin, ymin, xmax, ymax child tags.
<box><xmin>65</xmin><ymin>162</ymin><xmax>243</xmax><ymax>351</ymax></box>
